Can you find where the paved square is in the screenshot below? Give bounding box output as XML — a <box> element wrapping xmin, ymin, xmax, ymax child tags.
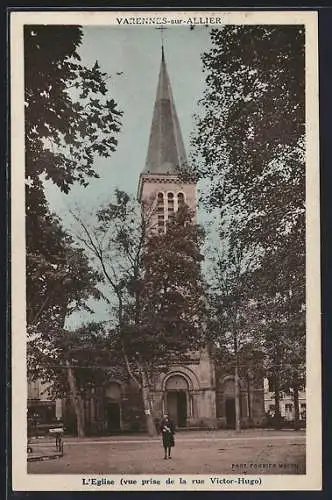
<box><xmin>27</xmin><ymin>430</ymin><xmax>305</xmax><ymax>475</ymax></box>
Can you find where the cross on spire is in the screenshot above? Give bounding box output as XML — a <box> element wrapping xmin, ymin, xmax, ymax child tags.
<box><xmin>156</xmin><ymin>25</ymin><xmax>168</xmax><ymax>55</ymax></box>
<box><xmin>141</xmin><ymin>31</ymin><xmax>188</xmax><ymax>178</ymax></box>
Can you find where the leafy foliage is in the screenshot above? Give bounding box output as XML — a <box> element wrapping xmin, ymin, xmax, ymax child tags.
<box><xmin>73</xmin><ymin>192</ymin><xmax>207</xmax><ymax>433</ymax></box>
<box><xmin>25</xmin><ymin>25</ymin><xmax>122</xmax><ymax>198</ymax></box>
<box><xmin>191</xmin><ymin>25</ymin><xmax>305</xmax><ymax>418</ymax></box>
<box><xmin>75</xmin><ymin>193</ymin><xmax>206</xmax><ymax>369</ymax></box>
<box><xmin>27</xmin><ymin>212</ymin><xmax>102</xmax><ymax>335</ymax></box>
<box><xmin>28</xmin><ymin>322</ymin><xmax>116</xmax><ymax>396</ymax></box>
<box><xmin>123</xmin><ymin>205</ymin><xmax>207</xmax><ymax>363</ymax></box>
<box><xmin>25</xmin><ymin>25</ymin><xmax>122</xmax><ymax>418</ymax></box>
<box><xmin>25</xmin><ymin>24</ymin><xmax>122</xmax><ymax>333</ymax></box>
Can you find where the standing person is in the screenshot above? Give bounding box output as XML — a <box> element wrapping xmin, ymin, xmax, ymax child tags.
<box><xmin>49</xmin><ymin>417</ymin><xmax>64</xmax><ymax>452</ymax></box>
<box><xmin>160</xmin><ymin>414</ymin><xmax>175</xmax><ymax>459</ymax></box>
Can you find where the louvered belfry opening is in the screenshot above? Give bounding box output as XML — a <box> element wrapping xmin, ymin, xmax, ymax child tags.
<box><xmin>157</xmin><ymin>192</ymin><xmax>165</xmax><ymax>232</ymax></box>
<box><xmin>167</xmin><ymin>192</ymin><xmax>175</xmax><ymax>223</ymax></box>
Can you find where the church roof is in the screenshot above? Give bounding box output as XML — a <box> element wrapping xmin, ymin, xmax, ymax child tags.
<box><xmin>143</xmin><ymin>47</ymin><xmax>188</xmax><ymax>175</ymax></box>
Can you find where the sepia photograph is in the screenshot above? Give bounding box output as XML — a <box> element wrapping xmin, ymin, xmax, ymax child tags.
<box><xmin>10</xmin><ymin>10</ymin><xmax>321</xmax><ymax>491</ymax></box>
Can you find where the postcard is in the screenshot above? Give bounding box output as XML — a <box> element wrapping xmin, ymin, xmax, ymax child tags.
<box><xmin>10</xmin><ymin>9</ymin><xmax>321</xmax><ymax>491</ymax></box>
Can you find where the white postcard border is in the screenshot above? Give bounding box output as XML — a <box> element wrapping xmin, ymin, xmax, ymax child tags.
<box><xmin>10</xmin><ymin>9</ymin><xmax>321</xmax><ymax>492</ymax></box>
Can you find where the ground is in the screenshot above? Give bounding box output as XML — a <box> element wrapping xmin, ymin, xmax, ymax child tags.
<box><xmin>27</xmin><ymin>429</ymin><xmax>305</xmax><ymax>475</ymax></box>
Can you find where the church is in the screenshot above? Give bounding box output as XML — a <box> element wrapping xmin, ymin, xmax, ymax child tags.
<box><xmin>28</xmin><ymin>47</ymin><xmax>265</xmax><ymax>435</ymax></box>
<box><xmin>134</xmin><ymin>46</ymin><xmax>265</xmax><ymax>431</ymax></box>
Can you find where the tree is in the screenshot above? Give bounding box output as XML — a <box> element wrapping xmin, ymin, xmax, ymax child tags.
<box><xmin>26</xmin><ymin>212</ymin><xmax>102</xmax><ymax>336</ymax></box>
<box><xmin>205</xmin><ymin>226</ymin><xmax>264</xmax><ymax>431</ymax></box>
<box><xmin>25</xmin><ymin>25</ymin><xmax>122</xmax><ymax>198</ymax></box>
<box><xmin>73</xmin><ymin>191</ymin><xmax>206</xmax><ymax>435</ymax></box>
<box><xmin>26</xmin><ymin>212</ymin><xmax>105</xmax><ymax>438</ymax></box>
<box><xmin>28</xmin><ymin>320</ymin><xmax>118</xmax><ymax>437</ymax></box>
<box><xmin>191</xmin><ymin>26</ymin><xmax>305</xmax><ymax>428</ymax></box>
<box><xmin>128</xmin><ymin>205</ymin><xmax>207</xmax><ymax>433</ymax></box>
<box><xmin>25</xmin><ymin>25</ymin><xmax>122</xmax><ymax>435</ymax></box>
<box><xmin>251</xmin><ymin>235</ymin><xmax>305</xmax><ymax>429</ymax></box>
<box><xmin>25</xmin><ymin>24</ymin><xmax>122</xmax><ymax>337</ymax></box>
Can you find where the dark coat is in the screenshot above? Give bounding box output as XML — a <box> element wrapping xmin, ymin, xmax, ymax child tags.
<box><xmin>160</xmin><ymin>419</ymin><xmax>175</xmax><ymax>448</ymax></box>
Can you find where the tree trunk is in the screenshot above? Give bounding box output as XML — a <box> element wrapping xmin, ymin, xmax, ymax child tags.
<box><xmin>234</xmin><ymin>360</ymin><xmax>241</xmax><ymax>432</ymax></box>
<box><xmin>233</xmin><ymin>333</ymin><xmax>241</xmax><ymax>432</ymax></box>
<box><xmin>274</xmin><ymin>371</ymin><xmax>282</xmax><ymax>430</ymax></box>
<box><xmin>272</xmin><ymin>340</ymin><xmax>282</xmax><ymax>430</ymax></box>
<box><xmin>293</xmin><ymin>382</ymin><xmax>300</xmax><ymax>430</ymax></box>
<box><xmin>66</xmin><ymin>360</ymin><xmax>85</xmax><ymax>437</ymax></box>
<box><xmin>247</xmin><ymin>371</ymin><xmax>253</xmax><ymax>426</ymax></box>
<box><xmin>141</xmin><ymin>369</ymin><xmax>157</xmax><ymax>437</ymax></box>
<box><xmin>122</xmin><ymin>351</ymin><xmax>157</xmax><ymax>437</ymax></box>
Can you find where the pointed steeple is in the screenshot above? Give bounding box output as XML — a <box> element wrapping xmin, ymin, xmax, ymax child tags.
<box><xmin>143</xmin><ymin>48</ymin><xmax>188</xmax><ymax>175</ymax></box>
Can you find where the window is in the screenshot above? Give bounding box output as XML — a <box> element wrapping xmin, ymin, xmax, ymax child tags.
<box><xmin>177</xmin><ymin>192</ymin><xmax>185</xmax><ymax>206</ymax></box>
<box><xmin>27</xmin><ymin>403</ymin><xmax>56</xmax><ymax>425</ymax></box>
<box><xmin>157</xmin><ymin>192</ymin><xmax>164</xmax><ymax>230</ymax></box>
<box><xmin>285</xmin><ymin>404</ymin><xmax>293</xmax><ymax>412</ymax></box>
<box><xmin>167</xmin><ymin>192</ymin><xmax>174</xmax><ymax>213</ymax></box>
<box><xmin>267</xmin><ymin>377</ymin><xmax>275</xmax><ymax>392</ymax></box>
<box><xmin>300</xmin><ymin>404</ymin><xmax>306</xmax><ymax>420</ymax></box>
<box><xmin>157</xmin><ymin>192</ymin><xmax>164</xmax><ymax>205</ymax></box>
<box><xmin>166</xmin><ymin>193</ymin><xmax>175</xmax><ymax>226</ymax></box>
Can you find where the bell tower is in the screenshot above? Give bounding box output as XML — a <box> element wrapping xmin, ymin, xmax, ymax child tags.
<box><xmin>136</xmin><ymin>45</ymin><xmax>220</xmax><ymax>429</ymax></box>
<box><xmin>138</xmin><ymin>47</ymin><xmax>197</xmax><ymax>231</ymax></box>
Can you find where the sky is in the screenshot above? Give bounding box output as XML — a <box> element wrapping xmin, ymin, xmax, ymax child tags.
<box><xmin>46</xmin><ymin>25</ymin><xmax>213</xmax><ymax>223</ymax></box>
<box><xmin>44</xmin><ymin>25</ymin><xmax>214</xmax><ymax>327</ymax></box>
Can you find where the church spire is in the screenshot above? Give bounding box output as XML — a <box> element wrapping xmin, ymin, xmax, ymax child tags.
<box><xmin>143</xmin><ymin>47</ymin><xmax>188</xmax><ymax>175</ymax></box>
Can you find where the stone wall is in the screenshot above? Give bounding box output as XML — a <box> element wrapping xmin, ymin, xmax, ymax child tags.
<box><xmin>151</xmin><ymin>347</ymin><xmax>218</xmax><ymax>428</ymax></box>
<box><xmin>215</xmin><ymin>370</ymin><xmax>265</xmax><ymax>428</ymax></box>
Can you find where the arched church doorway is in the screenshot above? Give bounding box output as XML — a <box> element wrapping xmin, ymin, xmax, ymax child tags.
<box><xmin>223</xmin><ymin>378</ymin><xmax>236</xmax><ymax>428</ymax></box>
<box><xmin>223</xmin><ymin>377</ymin><xmax>247</xmax><ymax>428</ymax></box>
<box><xmin>105</xmin><ymin>382</ymin><xmax>122</xmax><ymax>433</ymax></box>
<box><xmin>165</xmin><ymin>375</ymin><xmax>189</xmax><ymax>428</ymax></box>
<box><xmin>225</xmin><ymin>398</ymin><xmax>236</xmax><ymax>428</ymax></box>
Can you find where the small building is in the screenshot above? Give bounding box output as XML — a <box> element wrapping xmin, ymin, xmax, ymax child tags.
<box><xmin>27</xmin><ymin>379</ymin><xmax>62</xmax><ymax>434</ymax></box>
<box><xmin>263</xmin><ymin>378</ymin><xmax>306</xmax><ymax>421</ymax></box>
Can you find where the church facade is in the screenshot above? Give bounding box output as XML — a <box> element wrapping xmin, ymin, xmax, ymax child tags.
<box><xmin>62</xmin><ymin>48</ymin><xmax>265</xmax><ymax>434</ymax></box>
<box><xmin>29</xmin><ymin>48</ymin><xmax>265</xmax><ymax>435</ymax></box>
<box><xmin>135</xmin><ymin>48</ymin><xmax>264</xmax><ymax>431</ymax></box>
